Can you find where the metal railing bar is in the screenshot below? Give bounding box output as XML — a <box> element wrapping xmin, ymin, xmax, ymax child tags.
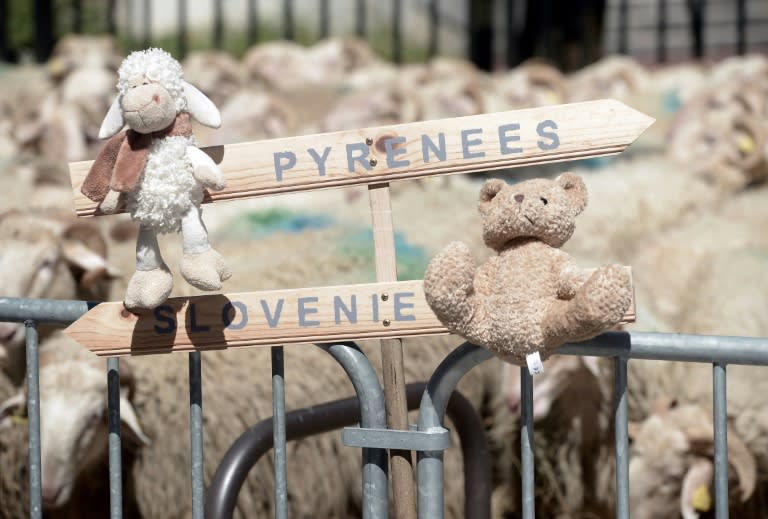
<box><xmin>428</xmin><ymin>0</ymin><xmax>439</xmax><ymax>58</ymax></box>
<box><xmin>246</xmin><ymin>0</ymin><xmax>258</xmax><ymax>45</ymax></box>
<box><xmin>26</xmin><ymin>320</ymin><xmax>42</xmax><ymax>519</ymax></box>
<box><xmin>107</xmin><ymin>357</ymin><xmax>123</xmax><ymax>519</ymax></box>
<box><xmin>416</xmin><ymin>341</ymin><xmax>493</xmax><ymax>519</ymax></box>
<box><xmin>189</xmin><ymin>351</ymin><xmax>205</xmax><ymax>519</ymax></box>
<box><xmin>656</xmin><ymin>0</ymin><xmax>667</xmax><ymax>62</ymax></box>
<box><xmin>618</xmin><ymin>0</ymin><xmax>630</xmax><ymax>54</ymax></box>
<box><xmin>356</xmin><ymin>0</ymin><xmax>366</xmax><ymax>37</ymax></box>
<box><xmin>178</xmin><ymin>0</ymin><xmax>187</xmax><ymax>59</ymax></box>
<box><xmin>614</xmin><ymin>356</ymin><xmax>630</xmax><ymax>519</ymax></box>
<box><xmin>213</xmin><ymin>0</ymin><xmax>223</xmax><ymax>49</ymax></box>
<box><xmin>106</xmin><ymin>0</ymin><xmax>116</xmax><ymax>34</ymax></box>
<box><xmin>713</xmin><ymin>362</ymin><xmax>728</xmax><ymax>518</ymax></box>
<box><xmin>72</xmin><ymin>0</ymin><xmax>83</xmax><ymax>33</ymax></box>
<box><xmin>557</xmin><ymin>332</ymin><xmax>768</xmax><ymax>365</ymax></box>
<box><xmin>520</xmin><ymin>366</ymin><xmax>535</xmax><ymax>519</ymax></box>
<box><xmin>142</xmin><ymin>0</ymin><xmax>151</xmax><ymax>48</ymax></box>
<box><xmin>315</xmin><ymin>342</ymin><xmax>388</xmax><ymax>519</ymax></box>
<box><xmin>736</xmin><ymin>0</ymin><xmax>747</xmax><ymax>55</ymax></box>
<box><xmin>319</xmin><ymin>0</ymin><xmax>330</xmax><ymax>39</ymax></box>
<box><xmin>271</xmin><ymin>346</ymin><xmax>288</xmax><ymax>519</ymax></box>
<box><xmin>0</xmin><ymin>297</ymin><xmax>92</xmax><ymax>324</ymax></box>
<box><xmin>393</xmin><ymin>0</ymin><xmax>403</xmax><ymax>63</ymax></box>
<box><xmin>284</xmin><ymin>0</ymin><xmax>294</xmax><ymax>41</ymax></box>
<box><xmin>205</xmin><ymin>382</ymin><xmax>491</xmax><ymax>519</ymax></box>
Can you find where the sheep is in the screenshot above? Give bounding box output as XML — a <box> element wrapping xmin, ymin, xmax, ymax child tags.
<box><xmin>0</xmin><ymin>210</ymin><xmax>117</xmax><ymax>384</ymax></box>
<box><xmin>204</xmin><ymin>88</ymin><xmax>299</xmax><ymax>144</ymax></box>
<box><xmin>566</xmin><ymin>55</ymin><xmax>649</xmax><ymax>102</ymax></box>
<box><xmin>630</xmin><ymin>186</ymin><xmax>768</xmax><ymax>333</ymax></box>
<box><xmin>181</xmin><ymin>50</ymin><xmax>245</xmax><ymax>109</ymax></box>
<box><xmin>489</xmin><ymin>61</ymin><xmax>567</xmax><ymax>111</ymax></box>
<box><xmin>0</xmin><ymin>332</ymin><xmax>503</xmax><ymax>518</ymax></box>
<box><xmin>626</xmin><ymin>361</ymin><xmax>768</xmax><ymax>519</ymax></box>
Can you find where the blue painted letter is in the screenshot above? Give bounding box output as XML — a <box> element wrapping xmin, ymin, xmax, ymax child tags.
<box><xmin>298</xmin><ymin>297</ymin><xmax>321</xmax><ymax>327</ymax></box>
<box><xmin>222</xmin><ymin>301</ymin><xmax>248</xmax><ymax>330</ymax></box>
<box><xmin>274</xmin><ymin>151</ymin><xmax>297</xmax><ymax>181</ymax></box>
<box><xmin>498</xmin><ymin>123</ymin><xmax>523</xmax><ymax>154</ymax></box>
<box><xmin>307</xmin><ymin>146</ymin><xmax>332</xmax><ymax>176</ymax></box>
<box><xmin>461</xmin><ymin>128</ymin><xmax>485</xmax><ymax>159</ymax></box>
<box><xmin>154</xmin><ymin>305</ymin><xmax>176</xmax><ymax>334</ymax></box>
<box><xmin>536</xmin><ymin>120</ymin><xmax>560</xmax><ymax>150</ymax></box>
<box><xmin>385</xmin><ymin>136</ymin><xmax>410</xmax><ymax>168</ymax></box>
<box><xmin>421</xmin><ymin>133</ymin><xmax>447</xmax><ymax>163</ymax></box>
<box><xmin>261</xmin><ymin>299</ymin><xmax>284</xmax><ymax>328</ymax></box>
<box><xmin>394</xmin><ymin>292</ymin><xmax>416</xmax><ymax>321</ymax></box>
<box><xmin>189</xmin><ymin>303</ymin><xmax>210</xmax><ymax>333</ymax></box>
<box><xmin>346</xmin><ymin>142</ymin><xmax>372</xmax><ymax>173</ymax></box>
<box><xmin>334</xmin><ymin>295</ymin><xmax>358</xmax><ymax>324</ymax></box>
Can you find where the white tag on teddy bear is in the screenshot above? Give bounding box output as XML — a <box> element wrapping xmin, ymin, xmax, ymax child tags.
<box><xmin>526</xmin><ymin>352</ymin><xmax>544</xmax><ymax>375</ymax></box>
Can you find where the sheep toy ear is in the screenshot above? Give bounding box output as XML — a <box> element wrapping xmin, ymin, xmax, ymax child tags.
<box><xmin>183</xmin><ymin>80</ymin><xmax>222</xmax><ymax>128</ymax></box>
<box><xmin>98</xmin><ymin>96</ymin><xmax>125</xmax><ymax>139</ymax></box>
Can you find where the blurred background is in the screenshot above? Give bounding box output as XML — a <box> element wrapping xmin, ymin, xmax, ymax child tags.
<box><xmin>1</xmin><ymin>3</ymin><xmax>768</xmax><ymax>518</ymax></box>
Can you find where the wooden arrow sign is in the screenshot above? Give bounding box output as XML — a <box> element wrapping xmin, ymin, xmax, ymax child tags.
<box><xmin>68</xmin><ymin>99</ymin><xmax>654</xmax><ymax>217</ymax></box>
<box><xmin>64</xmin><ymin>275</ymin><xmax>636</xmax><ymax>357</ymax></box>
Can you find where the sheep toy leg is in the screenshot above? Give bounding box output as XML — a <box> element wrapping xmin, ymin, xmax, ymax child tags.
<box><xmin>179</xmin><ymin>205</ymin><xmax>231</xmax><ymax>291</ymax></box>
<box><xmin>124</xmin><ymin>225</ymin><xmax>174</xmax><ymax>310</ymax></box>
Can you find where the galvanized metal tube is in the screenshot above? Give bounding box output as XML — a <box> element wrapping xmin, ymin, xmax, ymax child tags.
<box><xmin>713</xmin><ymin>362</ymin><xmax>729</xmax><ymax>519</ymax></box>
<box><xmin>271</xmin><ymin>347</ymin><xmax>288</xmax><ymax>519</ymax></box>
<box><xmin>316</xmin><ymin>343</ymin><xmax>387</xmax><ymax>519</ymax></box>
<box><xmin>0</xmin><ymin>297</ymin><xmax>91</xmax><ymax>324</ymax></box>
<box><xmin>189</xmin><ymin>352</ymin><xmax>204</xmax><ymax>519</ymax></box>
<box><xmin>26</xmin><ymin>321</ymin><xmax>42</xmax><ymax>519</ymax></box>
<box><xmin>177</xmin><ymin>0</ymin><xmax>187</xmax><ymax>58</ymax></box>
<box><xmin>246</xmin><ymin>0</ymin><xmax>258</xmax><ymax>44</ymax></box>
<box><xmin>417</xmin><ymin>342</ymin><xmax>493</xmax><ymax>519</ymax></box>
<box><xmin>558</xmin><ymin>332</ymin><xmax>768</xmax><ymax>365</ymax></box>
<box><xmin>107</xmin><ymin>357</ymin><xmax>123</xmax><ymax>519</ymax></box>
<box><xmin>520</xmin><ymin>366</ymin><xmax>535</xmax><ymax>519</ymax></box>
<box><xmin>356</xmin><ymin>0</ymin><xmax>366</xmax><ymax>36</ymax></box>
<box><xmin>614</xmin><ymin>357</ymin><xmax>630</xmax><ymax>519</ymax></box>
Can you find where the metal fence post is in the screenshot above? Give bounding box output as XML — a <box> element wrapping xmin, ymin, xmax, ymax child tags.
<box><xmin>25</xmin><ymin>320</ymin><xmax>42</xmax><ymax>519</ymax></box>
<box><xmin>107</xmin><ymin>357</ymin><xmax>123</xmax><ymax>519</ymax></box>
<box><xmin>416</xmin><ymin>342</ymin><xmax>493</xmax><ymax>519</ymax></box>
<box><xmin>189</xmin><ymin>351</ymin><xmax>205</xmax><ymax>519</ymax></box>
<box><xmin>271</xmin><ymin>346</ymin><xmax>288</xmax><ymax>519</ymax></box>
<box><xmin>713</xmin><ymin>362</ymin><xmax>729</xmax><ymax>519</ymax></box>
<box><xmin>520</xmin><ymin>366</ymin><xmax>535</xmax><ymax>519</ymax></box>
<box><xmin>614</xmin><ymin>356</ymin><xmax>630</xmax><ymax>519</ymax></box>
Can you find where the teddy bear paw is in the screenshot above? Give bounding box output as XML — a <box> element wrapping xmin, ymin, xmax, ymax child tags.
<box><xmin>124</xmin><ymin>266</ymin><xmax>174</xmax><ymax>311</ymax></box>
<box><xmin>575</xmin><ymin>265</ymin><xmax>632</xmax><ymax>325</ymax></box>
<box><xmin>180</xmin><ymin>249</ymin><xmax>232</xmax><ymax>291</ymax></box>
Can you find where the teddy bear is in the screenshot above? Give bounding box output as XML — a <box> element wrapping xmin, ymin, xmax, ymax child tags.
<box><xmin>80</xmin><ymin>48</ymin><xmax>230</xmax><ymax>311</ymax></box>
<box><xmin>423</xmin><ymin>172</ymin><xmax>632</xmax><ymax>370</ymax></box>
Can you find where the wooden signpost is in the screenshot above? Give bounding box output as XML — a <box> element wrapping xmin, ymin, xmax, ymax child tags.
<box><xmin>66</xmin><ymin>99</ymin><xmax>651</xmax><ymax>519</ymax></box>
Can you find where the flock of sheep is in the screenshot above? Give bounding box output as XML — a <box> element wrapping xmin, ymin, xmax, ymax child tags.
<box><xmin>0</xmin><ymin>33</ymin><xmax>767</xmax><ymax>518</ymax></box>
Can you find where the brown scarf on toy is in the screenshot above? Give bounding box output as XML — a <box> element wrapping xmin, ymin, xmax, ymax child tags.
<box><xmin>81</xmin><ymin>112</ymin><xmax>193</xmax><ymax>202</ymax></box>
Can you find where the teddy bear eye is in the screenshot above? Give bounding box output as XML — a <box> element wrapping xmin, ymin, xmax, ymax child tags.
<box><xmin>540</xmin><ymin>197</ymin><xmax>548</xmax><ymax>205</ymax></box>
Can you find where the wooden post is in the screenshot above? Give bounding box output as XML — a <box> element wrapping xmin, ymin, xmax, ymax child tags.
<box><xmin>368</xmin><ymin>183</ymin><xmax>417</xmax><ymax>519</ymax></box>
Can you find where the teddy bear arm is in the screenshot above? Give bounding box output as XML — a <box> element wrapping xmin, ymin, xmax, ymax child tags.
<box><xmin>423</xmin><ymin>241</ymin><xmax>481</xmax><ymax>331</ymax></box>
<box><xmin>187</xmin><ymin>145</ymin><xmax>226</xmax><ymax>191</ymax></box>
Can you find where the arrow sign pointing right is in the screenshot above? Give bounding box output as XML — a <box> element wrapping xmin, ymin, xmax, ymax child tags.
<box><xmin>68</xmin><ymin>99</ymin><xmax>654</xmax><ymax>217</ymax></box>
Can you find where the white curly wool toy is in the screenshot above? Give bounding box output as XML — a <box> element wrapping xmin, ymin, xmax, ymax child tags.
<box><xmin>81</xmin><ymin>48</ymin><xmax>230</xmax><ymax>311</ymax></box>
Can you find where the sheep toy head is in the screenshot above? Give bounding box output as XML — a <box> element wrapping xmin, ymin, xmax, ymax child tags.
<box><xmin>82</xmin><ymin>48</ymin><xmax>231</xmax><ymax>311</ymax></box>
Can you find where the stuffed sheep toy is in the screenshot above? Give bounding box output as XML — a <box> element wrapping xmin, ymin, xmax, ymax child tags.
<box><xmin>81</xmin><ymin>48</ymin><xmax>230</xmax><ymax>311</ymax></box>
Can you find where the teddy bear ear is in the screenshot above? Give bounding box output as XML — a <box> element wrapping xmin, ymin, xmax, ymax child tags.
<box><xmin>556</xmin><ymin>172</ymin><xmax>588</xmax><ymax>214</ymax></box>
<box><xmin>478</xmin><ymin>178</ymin><xmax>506</xmax><ymax>209</ymax></box>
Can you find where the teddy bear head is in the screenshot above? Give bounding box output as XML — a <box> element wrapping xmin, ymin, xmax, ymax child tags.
<box><xmin>478</xmin><ymin>172</ymin><xmax>588</xmax><ymax>251</ymax></box>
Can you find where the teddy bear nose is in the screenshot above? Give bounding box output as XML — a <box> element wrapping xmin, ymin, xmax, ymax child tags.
<box><xmin>514</xmin><ymin>194</ymin><xmax>524</xmax><ymax>203</ymax></box>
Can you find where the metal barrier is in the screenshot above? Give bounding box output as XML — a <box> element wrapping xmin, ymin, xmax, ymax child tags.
<box><xmin>2</xmin><ymin>296</ymin><xmax>768</xmax><ymax>518</ymax></box>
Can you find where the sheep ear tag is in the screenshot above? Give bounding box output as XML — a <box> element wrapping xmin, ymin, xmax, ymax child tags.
<box><xmin>183</xmin><ymin>81</ymin><xmax>221</xmax><ymax>128</ymax></box>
